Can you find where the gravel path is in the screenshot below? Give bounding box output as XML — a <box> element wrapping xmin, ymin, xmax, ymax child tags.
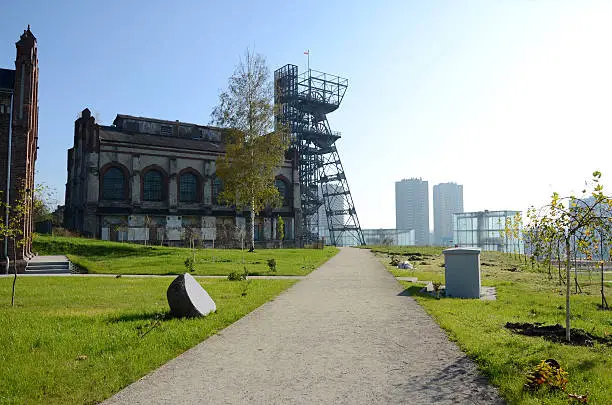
<box><xmin>103</xmin><ymin>247</ymin><xmax>503</xmax><ymax>405</ymax></box>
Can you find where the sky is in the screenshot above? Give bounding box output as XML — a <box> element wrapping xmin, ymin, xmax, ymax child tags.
<box><xmin>2</xmin><ymin>0</ymin><xmax>612</xmax><ymax>230</ymax></box>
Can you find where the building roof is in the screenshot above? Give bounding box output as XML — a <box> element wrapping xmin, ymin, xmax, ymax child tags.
<box><xmin>98</xmin><ymin>127</ymin><xmax>225</xmax><ymax>154</ymax></box>
<box><xmin>0</xmin><ymin>69</ymin><xmax>15</xmax><ymax>91</ymax></box>
<box><xmin>113</xmin><ymin>114</ymin><xmax>221</xmax><ymax>131</ymax></box>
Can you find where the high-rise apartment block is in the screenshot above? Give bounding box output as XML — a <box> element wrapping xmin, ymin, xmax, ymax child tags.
<box><xmin>433</xmin><ymin>182</ymin><xmax>464</xmax><ymax>245</ymax></box>
<box><xmin>395</xmin><ymin>178</ymin><xmax>429</xmax><ymax>245</ymax></box>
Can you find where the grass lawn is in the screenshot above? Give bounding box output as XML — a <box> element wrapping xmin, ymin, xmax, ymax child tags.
<box><xmin>0</xmin><ymin>276</ymin><xmax>297</xmax><ymax>405</ymax></box>
<box><xmin>33</xmin><ymin>235</ymin><xmax>338</xmax><ymax>276</ymax></box>
<box><xmin>370</xmin><ymin>245</ymin><xmax>612</xmax><ymax>405</ymax></box>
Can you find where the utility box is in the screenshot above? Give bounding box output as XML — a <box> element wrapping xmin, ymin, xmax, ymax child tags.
<box><xmin>443</xmin><ymin>248</ymin><xmax>481</xmax><ymax>298</ymax></box>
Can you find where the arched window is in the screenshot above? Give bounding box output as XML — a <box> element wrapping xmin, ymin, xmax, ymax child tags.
<box><xmin>179</xmin><ymin>172</ymin><xmax>198</xmax><ymax>202</ymax></box>
<box><xmin>212</xmin><ymin>177</ymin><xmax>223</xmax><ymax>205</ymax></box>
<box><xmin>143</xmin><ymin>170</ymin><xmax>163</xmax><ymax>201</ymax></box>
<box><xmin>275</xmin><ymin>179</ymin><xmax>290</xmax><ymax>207</ymax></box>
<box><xmin>102</xmin><ymin>167</ymin><xmax>125</xmax><ymax>200</ymax></box>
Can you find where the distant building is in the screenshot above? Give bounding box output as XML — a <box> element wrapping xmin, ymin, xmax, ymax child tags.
<box><xmin>395</xmin><ymin>178</ymin><xmax>429</xmax><ymax>245</ymax></box>
<box><xmin>362</xmin><ymin>229</ymin><xmax>415</xmax><ymax>246</ymax></box>
<box><xmin>64</xmin><ymin>110</ymin><xmax>300</xmax><ymax>248</ymax></box>
<box><xmin>453</xmin><ymin>210</ymin><xmax>522</xmax><ymax>252</ymax></box>
<box><xmin>317</xmin><ymin>184</ymin><xmax>346</xmax><ymax>245</ymax></box>
<box><xmin>433</xmin><ymin>182</ymin><xmax>463</xmax><ymax>245</ymax></box>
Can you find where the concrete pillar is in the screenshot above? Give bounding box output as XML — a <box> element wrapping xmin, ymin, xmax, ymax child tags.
<box><xmin>131</xmin><ymin>155</ymin><xmax>140</xmax><ymax>204</ymax></box>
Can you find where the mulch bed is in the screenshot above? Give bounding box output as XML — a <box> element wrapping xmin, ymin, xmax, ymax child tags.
<box><xmin>505</xmin><ymin>322</ymin><xmax>612</xmax><ymax>347</ymax></box>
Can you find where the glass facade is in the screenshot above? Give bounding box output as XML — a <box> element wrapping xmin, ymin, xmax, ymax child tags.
<box><xmin>453</xmin><ymin>210</ymin><xmax>523</xmax><ymax>252</ymax></box>
<box><xmin>362</xmin><ymin>229</ymin><xmax>416</xmax><ymax>246</ymax></box>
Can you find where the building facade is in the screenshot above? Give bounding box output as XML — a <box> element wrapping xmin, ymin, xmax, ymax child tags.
<box><xmin>317</xmin><ymin>183</ymin><xmax>349</xmax><ymax>245</ymax></box>
<box><xmin>0</xmin><ymin>27</ymin><xmax>39</xmax><ymax>271</ymax></box>
<box><xmin>395</xmin><ymin>178</ymin><xmax>429</xmax><ymax>245</ymax></box>
<box><xmin>453</xmin><ymin>210</ymin><xmax>522</xmax><ymax>252</ymax></box>
<box><xmin>64</xmin><ymin>110</ymin><xmax>300</xmax><ymax>248</ymax></box>
<box><xmin>433</xmin><ymin>182</ymin><xmax>463</xmax><ymax>246</ymax></box>
<box><xmin>362</xmin><ymin>229</ymin><xmax>415</xmax><ymax>246</ymax></box>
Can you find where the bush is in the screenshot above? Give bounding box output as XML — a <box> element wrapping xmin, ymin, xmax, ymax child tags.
<box><xmin>184</xmin><ymin>257</ymin><xmax>195</xmax><ymax>273</ymax></box>
<box><xmin>267</xmin><ymin>258</ymin><xmax>277</xmax><ymax>272</ymax></box>
<box><xmin>227</xmin><ymin>267</ymin><xmax>248</xmax><ymax>281</ymax></box>
<box><xmin>51</xmin><ymin>227</ymin><xmax>81</xmax><ymax>238</ymax></box>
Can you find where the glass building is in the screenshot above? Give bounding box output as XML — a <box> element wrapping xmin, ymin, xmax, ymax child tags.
<box><xmin>453</xmin><ymin>210</ymin><xmax>523</xmax><ymax>252</ymax></box>
<box><xmin>362</xmin><ymin>229</ymin><xmax>416</xmax><ymax>246</ymax></box>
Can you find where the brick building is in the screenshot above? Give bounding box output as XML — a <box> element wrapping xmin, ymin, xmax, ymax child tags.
<box><xmin>0</xmin><ymin>27</ymin><xmax>39</xmax><ymax>272</ymax></box>
<box><xmin>64</xmin><ymin>110</ymin><xmax>301</xmax><ymax>248</ymax></box>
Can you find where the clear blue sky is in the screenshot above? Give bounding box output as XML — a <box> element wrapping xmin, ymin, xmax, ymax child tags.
<box><xmin>2</xmin><ymin>0</ymin><xmax>612</xmax><ymax>229</ymax></box>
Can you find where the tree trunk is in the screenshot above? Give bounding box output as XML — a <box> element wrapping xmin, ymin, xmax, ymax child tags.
<box><xmin>602</xmin><ymin>260</ymin><xmax>609</xmax><ymax>309</ymax></box>
<box><xmin>11</xmin><ymin>238</ymin><xmax>17</xmax><ymax>307</ymax></box>
<box><xmin>249</xmin><ymin>199</ymin><xmax>255</xmax><ymax>252</ymax></box>
<box><xmin>565</xmin><ymin>238</ymin><xmax>571</xmax><ymax>342</ymax></box>
<box><xmin>557</xmin><ymin>245</ymin><xmax>563</xmax><ymax>285</ymax></box>
<box><xmin>601</xmin><ymin>235</ymin><xmax>609</xmax><ymax>309</ymax></box>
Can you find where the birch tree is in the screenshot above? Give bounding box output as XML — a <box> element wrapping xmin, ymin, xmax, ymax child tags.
<box><xmin>211</xmin><ymin>49</ymin><xmax>289</xmax><ymax>251</ymax></box>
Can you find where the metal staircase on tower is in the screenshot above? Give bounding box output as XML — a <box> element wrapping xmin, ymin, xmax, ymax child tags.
<box><xmin>274</xmin><ymin>64</ymin><xmax>365</xmax><ymax>246</ymax></box>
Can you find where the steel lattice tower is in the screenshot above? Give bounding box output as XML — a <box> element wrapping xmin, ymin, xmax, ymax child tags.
<box><xmin>274</xmin><ymin>64</ymin><xmax>365</xmax><ymax>246</ymax></box>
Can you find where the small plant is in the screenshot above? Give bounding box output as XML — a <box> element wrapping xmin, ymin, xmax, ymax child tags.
<box><xmin>277</xmin><ymin>216</ymin><xmax>285</xmax><ymax>248</ymax></box>
<box><xmin>227</xmin><ymin>271</ymin><xmax>244</xmax><ymax>281</ymax></box>
<box><xmin>432</xmin><ymin>281</ymin><xmax>442</xmax><ymax>299</ymax></box>
<box><xmin>525</xmin><ymin>359</ymin><xmax>569</xmax><ymax>391</ymax></box>
<box><xmin>184</xmin><ymin>257</ymin><xmax>195</xmax><ymax>273</ymax></box>
<box><xmin>227</xmin><ymin>266</ymin><xmax>249</xmax><ymax>281</ymax></box>
<box><xmin>267</xmin><ymin>258</ymin><xmax>277</xmax><ymax>272</ymax></box>
<box><xmin>240</xmin><ymin>279</ymin><xmax>251</xmax><ymax>297</ymax></box>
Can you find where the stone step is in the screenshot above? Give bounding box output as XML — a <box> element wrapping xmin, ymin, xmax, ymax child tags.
<box><xmin>25</xmin><ymin>258</ymin><xmax>71</xmax><ymax>274</ymax></box>
<box><xmin>27</xmin><ymin>262</ymin><xmax>69</xmax><ymax>269</ymax></box>
<box><xmin>24</xmin><ymin>268</ymin><xmax>71</xmax><ymax>274</ymax></box>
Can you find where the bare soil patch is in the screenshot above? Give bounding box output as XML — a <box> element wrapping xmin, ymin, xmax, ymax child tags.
<box><xmin>505</xmin><ymin>322</ymin><xmax>612</xmax><ymax>347</ymax></box>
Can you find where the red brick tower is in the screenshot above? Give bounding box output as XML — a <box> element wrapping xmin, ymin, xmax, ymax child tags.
<box><xmin>0</xmin><ymin>27</ymin><xmax>39</xmax><ymax>273</ymax></box>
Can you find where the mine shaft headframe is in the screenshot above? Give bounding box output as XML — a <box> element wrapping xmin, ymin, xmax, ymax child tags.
<box><xmin>275</xmin><ymin>64</ymin><xmax>348</xmax><ymax>111</ymax></box>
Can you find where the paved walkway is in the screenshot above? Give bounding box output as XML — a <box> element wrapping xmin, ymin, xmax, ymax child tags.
<box><xmin>104</xmin><ymin>248</ymin><xmax>503</xmax><ymax>405</ymax></box>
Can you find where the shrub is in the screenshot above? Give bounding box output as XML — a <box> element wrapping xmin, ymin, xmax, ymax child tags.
<box><xmin>184</xmin><ymin>257</ymin><xmax>195</xmax><ymax>273</ymax></box>
<box><xmin>267</xmin><ymin>258</ymin><xmax>277</xmax><ymax>272</ymax></box>
<box><xmin>525</xmin><ymin>359</ymin><xmax>569</xmax><ymax>391</ymax></box>
<box><xmin>227</xmin><ymin>266</ymin><xmax>249</xmax><ymax>281</ymax></box>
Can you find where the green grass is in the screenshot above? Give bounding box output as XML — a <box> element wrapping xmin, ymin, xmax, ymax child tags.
<box><xmin>33</xmin><ymin>235</ymin><xmax>338</xmax><ymax>276</ymax></box>
<box><xmin>369</xmin><ymin>245</ymin><xmax>447</xmax><ymax>283</ymax></box>
<box><xmin>369</xmin><ymin>246</ymin><xmax>612</xmax><ymax>404</ymax></box>
<box><xmin>0</xmin><ymin>276</ymin><xmax>297</xmax><ymax>405</ymax></box>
